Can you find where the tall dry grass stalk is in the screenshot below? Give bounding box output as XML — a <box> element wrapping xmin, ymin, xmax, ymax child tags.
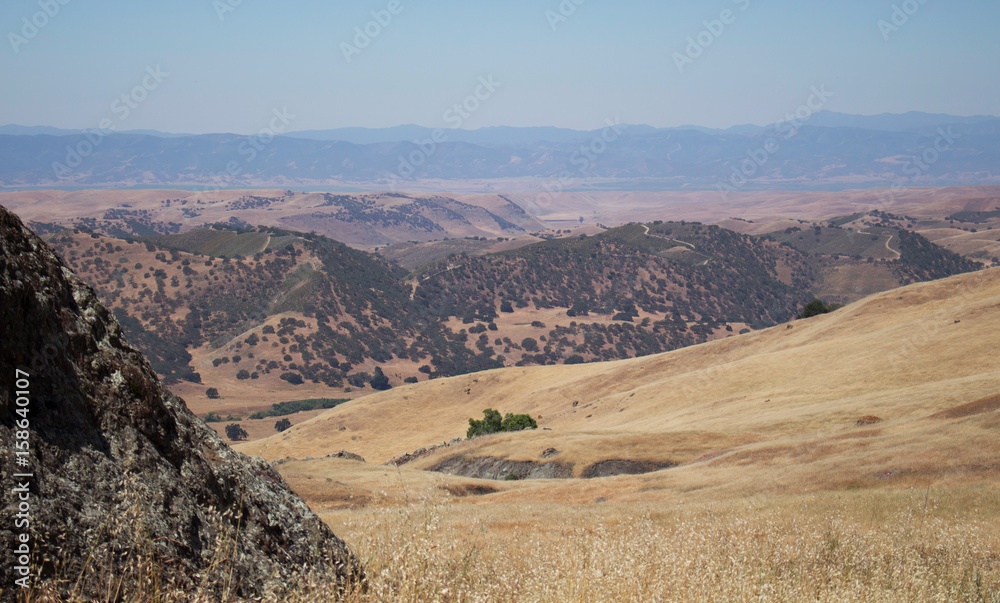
<box><xmin>321</xmin><ymin>489</ymin><xmax>1000</xmax><ymax>603</ymax></box>
<box><xmin>12</xmin><ymin>474</ymin><xmax>253</xmax><ymax>603</ymax></box>
<box><xmin>12</xmin><ymin>488</ymin><xmax>1000</xmax><ymax>602</ymax></box>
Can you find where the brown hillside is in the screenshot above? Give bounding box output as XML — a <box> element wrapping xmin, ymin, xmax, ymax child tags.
<box><xmin>240</xmin><ymin>266</ymin><xmax>1000</xmax><ymax>497</ymax></box>
<box><xmin>0</xmin><ymin>189</ymin><xmax>545</xmax><ymax>247</ymax></box>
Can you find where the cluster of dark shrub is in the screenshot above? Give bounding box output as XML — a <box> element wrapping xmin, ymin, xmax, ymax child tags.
<box><xmin>891</xmin><ymin>230</ymin><xmax>979</xmax><ymax>284</ymax></box>
<box><xmin>413</xmin><ymin>223</ymin><xmax>815</xmax><ymax>355</ymax></box>
<box><xmin>202</xmin><ymin>412</ymin><xmax>241</xmax><ymax>423</ymax></box>
<box><xmin>248</xmin><ymin>398</ymin><xmax>349</xmax><ymax>420</ymax></box>
<box><xmin>467</xmin><ymin>408</ymin><xmax>538</xmax><ymax>439</ymax></box>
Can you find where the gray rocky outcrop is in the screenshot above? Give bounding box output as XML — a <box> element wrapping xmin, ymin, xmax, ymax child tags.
<box><xmin>0</xmin><ymin>206</ymin><xmax>362</xmax><ymax>599</ymax></box>
<box><xmin>428</xmin><ymin>455</ymin><xmax>574</xmax><ymax>480</ymax></box>
<box><xmin>580</xmin><ymin>458</ymin><xmax>677</xmax><ymax>478</ymax></box>
<box><xmin>429</xmin><ymin>454</ymin><xmax>677</xmax><ymax>480</ymax></box>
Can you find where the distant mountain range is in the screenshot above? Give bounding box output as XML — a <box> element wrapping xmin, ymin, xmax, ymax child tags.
<box><xmin>2</xmin><ymin>112</ymin><xmax>998</xmax><ymax>190</ymax></box>
<box><xmin>0</xmin><ymin>124</ymin><xmax>195</xmax><ymax>138</ymax></box>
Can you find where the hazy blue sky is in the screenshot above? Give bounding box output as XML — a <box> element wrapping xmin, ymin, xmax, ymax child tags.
<box><xmin>2</xmin><ymin>0</ymin><xmax>998</xmax><ymax>134</ymax></box>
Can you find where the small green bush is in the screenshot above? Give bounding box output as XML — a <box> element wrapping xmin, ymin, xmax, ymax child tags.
<box><xmin>500</xmin><ymin>413</ymin><xmax>537</xmax><ymax>432</ymax></box>
<box><xmin>467</xmin><ymin>408</ymin><xmax>538</xmax><ymax>439</ymax></box>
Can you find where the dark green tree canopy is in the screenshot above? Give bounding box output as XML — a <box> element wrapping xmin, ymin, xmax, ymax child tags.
<box><xmin>225</xmin><ymin>423</ymin><xmax>248</xmax><ymax>441</ymax></box>
<box><xmin>369</xmin><ymin>366</ymin><xmax>391</xmax><ymax>390</ymax></box>
<box><xmin>798</xmin><ymin>299</ymin><xmax>832</xmax><ymax>319</ymax></box>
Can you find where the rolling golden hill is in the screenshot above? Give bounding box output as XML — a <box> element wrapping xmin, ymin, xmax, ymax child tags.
<box><xmin>231</xmin><ymin>258</ymin><xmax>1000</xmax><ymax>602</ymax></box>
<box><xmin>240</xmin><ymin>265</ymin><xmax>1000</xmax><ymax>498</ymax></box>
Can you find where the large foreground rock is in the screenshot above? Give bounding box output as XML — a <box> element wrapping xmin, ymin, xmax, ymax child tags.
<box><xmin>0</xmin><ymin>206</ymin><xmax>362</xmax><ymax>599</ymax></box>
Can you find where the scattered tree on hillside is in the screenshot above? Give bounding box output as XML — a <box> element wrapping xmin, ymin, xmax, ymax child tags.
<box><xmin>274</xmin><ymin>418</ymin><xmax>292</xmax><ymax>432</ymax></box>
<box><xmin>280</xmin><ymin>372</ymin><xmax>304</xmax><ymax>385</ymax></box>
<box><xmin>798</xmin><ymin>299</ymin><xmax>832</xmax><ymax>319</ymax></box>
<box><xmin>225</xmin><ymin>423</ymin><xmax>248</xmax><ymax>441</ymax></box>
<box><xmin>206</xmin><ymin>387</ymin><xmax>220</xmax><ymax>399</ymax></box>
<box><xmin>566</xmin><ymin>300</ymin><xmax>589</xmax><ymax>317</ymax></box>
<box><xmin>369</xmin><ymin>366</ymin><xmax>392</xmax><ymax>390</ymax></box>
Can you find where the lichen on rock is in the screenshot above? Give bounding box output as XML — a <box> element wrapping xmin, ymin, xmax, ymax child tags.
<box><xmin>0</xmin><ymin>205</ymin><xmax>363</xmax><ymax>599</ymax></box>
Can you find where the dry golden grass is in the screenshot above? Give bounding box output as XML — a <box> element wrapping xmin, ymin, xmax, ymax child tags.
<box><xmin>18</xmin><ymin>458</ymin><xmax>1000</xmax><ymax>601</ymax></box>
<box><xmin>922</xmin><ymin>228</ymin><xmax>1000</xmax><ymax>263</ymax></box>
<box><xmin>251</xmin><ymin>454</ymin><xmax>1000</xmax><ymax>602</ymax></box>
<box><xmin>312</xmin><ymin>488</ymin><xmax>1000</xmax><ymax>602</ymax></box>
<box><xmin>228</xmin><ymin>267</ymin><xmax>1000</xmax><ymax>600</ymax></box>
